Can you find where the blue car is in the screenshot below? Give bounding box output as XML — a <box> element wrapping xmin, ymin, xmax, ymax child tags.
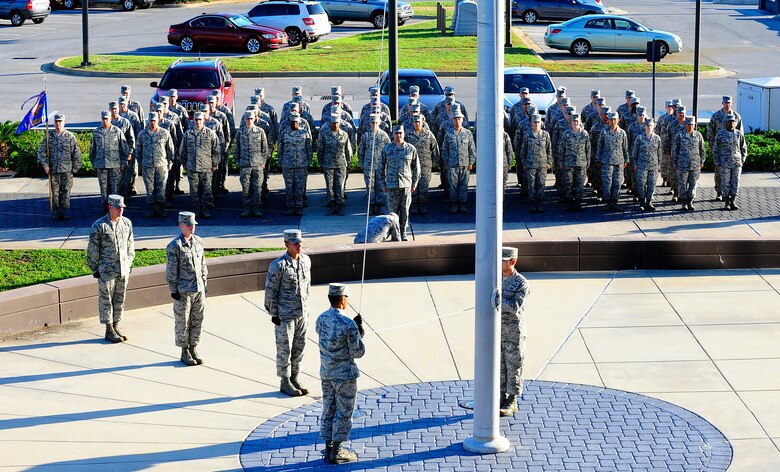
<box><xmin>378</xmin><ymin>69</ymin><xmax>445</xmax><ymax>112</ymax></box>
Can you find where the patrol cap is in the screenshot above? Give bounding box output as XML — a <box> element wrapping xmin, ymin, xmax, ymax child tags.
<box><xmin>332</xmin><ymin>95</ymin><xmax>343</xmax><ymax>103</ymax></box>
<box><xmin>597</xmin><ymin>97</ymin><xmax>606</xmax><ymax>105</ymax></box>
<box><xmin>411</xmin><ymin>114</ymin><xmax>423</xmax><ymax>123</ymax></box>
<box><xmin>452</xmin><ymin>109</ymin><xmax>464</xmax><ymax>119</ymax></box>
<box><xmin>250</xmin><ymin>95</ymin><xmax>260</xmax><ymax>104</ymax></box>
<box><xmin>571</xmin><ymin>113</ymin><xmax>580</xmax><ymax>121</ymax></box>
<box><xmin>284</xmin><ymin>229</ymin><xmax>303</xmax><ymax>243</ymax></box>
<box><xmin>155</xmin><ymin>103</ymin><xmax>165</xmax><ymax>111</ymax></box>
<box><xmin>119</xmin><ymin>96</ymin><xmax>129</xmax><ymax>104</ymax></box>
<box><xmin>370</xmin><ymin>113</ymin><xmax>381</xmax><ymax>123</ymax></box>
<box><xmin>601</xmin><ymin>106</ymin><xmax>611</xmax><ymax>114</ymax></box>
<box><xmin>722</xmin><ymin>95</ymin><xmax>732</xmax><ymax>103</ymax></box>
<box><xmin>246</xmin><ymin>104</ymin><xmax>258</xmax><ymax>112</ymax></box>
<box><xmin>630</xmin><ymin>97</ymin><xmax>640</xmax><ymax>104</ymax></box>
<box><xmin>676</xmin><ymin>105</ymin><xmax>686</xmax><ymax>113</ymax></box>
<box><xmin>644</xmin><ymin>118</ymin><xmax>655</xmax><ymax>126</ymax></box>
<box><xmin>207</xmin><ymin>96</ymin><xmax>217</xmax><ymax>104</ymax></box>
<box><xmin>159</xmin><ymin>95</ymin><xmax>169</xmax><ymax>104</ymax></box>
<box><xmin>242</xmin><ymin>112</ymin><xmax>254</xmax><ymax>120</ymax></box>
<box><xmin>148</xmin><ymin>112</ymin><xmax>158</xmax><ymax>121</ymax></box>
<box><xmin>672</xmin><ymin>98</ymin><xmax>681</xmax><ymax>106</ymax></box>
<box><xmin>521</xmin><ymin>97</ymin><xmax>532</xmax><ymax>105</ymax></box>
<box><xmin>636</xmin><ymin>106</ymin><xmax>646</xmax><ymax>115</ymax></box>
<box><xmin>169</xmin><ymin>88</ymin><xmax>178</xmax><ymax>97</ymax></box>
<box><xmin>444</xmin><ymin>86</ymin><xmax>455</xmax><ymax>96</ymax></box>
<box><xmin>409</xmin><ymin>85</ymin><xmax>420</xmax><ymax>95</ymax></box>
<box><xmin>561</xmin><ymin>97</ymin><xmax>571</xmax><ymax>106</ymax></box>
<box><xmin>199</xmin><ymin>103</ymin><xmax>209</xmax><ymax>112</ymax></box>
<box><xmin>519</xmin><ymin>87</ymin><xmax>530</xmax><ymax>94</ymax></box>
<box><xmin>684</xmin><ymin>116</ymin><xmax>696</xmax><ymax>125</ymax></box>
<box><xmin>108</xmin><ymin>194</ymin><xmax>126</xmax><ymax>208</ymax></box>
<box><xmin>120</xmin><ymin>85</ymin><xmax>131</xmax><ymax>93</ymax></box>
<box><xmin>725</xmin><ymin>113</ymin><xmax>736</xmax><ymax>122</ymax></box>
<box><xmin>625</xmin><ymin>90</ymin><xmax>635</xmax><ymax>98</ymax></box>
<box><xmin>292</xmin><ymin>95</ymin><xmax>303</xmax><ymax>103</ymax></box>
<box><xmin>108</xmin><ymin>101</ymin><xmax>118</xmax><ymax>109</ymax></box>
<box><xmin>54</xmin><ymin>113</ymin><xmax>64</xmax><ymax>121</ymax></box>
<box><xmin>331</xmin><ymin>86</ymin><xmax>342</xmax><ymax>95</ymax></box>
<box><xmin>501</xmin><ymin>247</ymin><xmax>518</xmax><ymax>260</ymax></box>
<box><xmin>591</xmin><ymin>89</ymin><xmax>601</xmax><ymax>97</ymax></box>
<box><xmin>290</xmin><ymin>115</ymin><xmax>301</xmax><ymax>122</ymax></box>
<box><xmin>665</xmin><ymin>99</ymin><xmax>674</xmax><ymax>107</ymax></box>
<box><xmin>528</xmin><ymin>105</ymin><xmax>538</xmax><ymax>113</ymax></box>
<box><xmin>193</xmin><ymin>112</ymin><xmax>205</xmax><ymax>120</ymax></box>
<box><xmin>369</xmin><ymin>86</ymin><xmax>379</xmax><ymax>96</ymax></box>
<box><xmin>328</xmin><ymin>283</ymin><xmax>350</xmax><ymax>297</ymax></box>
<box><xmin>607</xmin><ymin>111</ymin><xmax>619</xmax><ymax>120</ymax></box>
<box><xmin>410</xmin><ymin>103</ymin><xmax>421</xmax><ymax>111</ymax></box>
<box><xmin>101</xmin><ymin>110</ymin><xmax>110</xmax><ymax>119</ymax></box>
<box><xmin>292</xmin><ymin>86</ymin><xmax>302</xmax><ymax>94</ymax></box>
<box><xmin>408</xmin><ymin>97</ymin><xmax>418</xmax><ymax>105</ymax></box>
<box><xmin>566</xmin><ymin>105</ymin><xmax>576</xmax><ymax>114</ymax></box>
<box><xmin>445</xmin><ymin>96</ymin><xmax>456</xmax><ymax>104</ymax></box>
<box><xmin>531</xmin><ymin>114</ymin><xmax>542</xmax><ymax>122</ymax></box>
<box><xmin>330</xmin><ymin>112</ymin><xmax>341</xmax><ymax>121</ymax></box>
<box><xmin>392</xmin><ymin>124</ymin><xmax>404</xmax><ymax>133</ymax></box>
<box><xmin>178</xmin><ymin>211</ymin><xmax>197</xmax><ymax>226</ymax></box>
<box><xmin>556</xmin><ymin>88</ymin><xmax>566</xmax><ymax>97</ymax></box>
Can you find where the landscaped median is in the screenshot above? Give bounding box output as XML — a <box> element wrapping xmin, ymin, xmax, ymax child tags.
<box><xmin>55</xmin><ymin>20</ymin><xmax>717</xmax><ymax>75</ymax></box>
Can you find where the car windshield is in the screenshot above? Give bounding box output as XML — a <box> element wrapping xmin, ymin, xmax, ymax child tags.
<box><xmin>230</xmin><ymin>15</ymin><xmax>254</xmax><ymax>27</ymax></box>
<box><xmin>159</xmin><ymin>69</ymin><xmax>221</xmax><ymax>89</ymax></box>
<box><xmin>307</xmin><ymin>3</ymin><xmax>326</xmax><ymax>14</ymax></box>
<box><xmin>380</xmin><ymin>75</ymin><xmax>443</xmax><ymax>95</ymax></box>
<box><xmin>504</xmin><ymin>73</ymin><xmax>555</xmax><ymax>94</ymax></box>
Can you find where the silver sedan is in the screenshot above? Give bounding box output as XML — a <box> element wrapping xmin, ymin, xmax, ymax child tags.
<box><xmin>543</xmin><ymin>14</ymin><xmax>682</xmax><ymax>57</ymax></box>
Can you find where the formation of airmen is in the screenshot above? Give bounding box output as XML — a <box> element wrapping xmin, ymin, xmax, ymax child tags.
<box><xmin>39</xmin><ymin>84</ymin><xmax>748</xmax><ymax>222</ymax></box>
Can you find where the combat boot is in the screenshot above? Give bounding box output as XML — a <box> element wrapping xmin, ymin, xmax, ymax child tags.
<box><xmin>449</xmin><ymin>203</ymin><xmax>458</xmax><ymax>214</ymax></box>
<box><xmin>688</xmin><ymin>199</ymin><xmax>696</xmax><ymax>211</ymax></box>
<box><xmin>729</xmin><ymin>196</ymin><xmax>739</xmax><ymax>211</ymax></box>
<box><xmin>499</xmin><ymin>391</ymin><xmax>509</xmax><ymax>410</ymax></box>
<box><xmin>251</xmin><ymin>206</ymin><xmax>262</xmax><ymax>217</ymax></box>
<box><xmin>420</xmin><ymin>202</ymin><xmax>429</xmax><ymax>215</ymax></box>
<box><xmin>104</xmin><ymin>324</ymin><xmax>123</xmax><ymax>343</ymax></box>
<box><xmin>647</xmin><ymin>198</ymin><xmax>656</xmax><ymax>212</ymax></box>
<box><xmin>294</xmin><ymin>207</ymin><xmax>303</xmax><ymax>216</ymax></box>
<box><xmin>62</xmin><ymin>208</ymin><xmax>71</xmax><ymax>220</ymax></box>
<box><xmin>189</xmin><ymin>344</ymin><xmax>204</xmax><ymax>365</ymax></box>
<box><xmin>565</xmin><ymin>199</ymin><xmax>575</xmax><ymax>212</ymax></box>
<box><xmin>681</xmin><ymin>198</ymin><xmax>689</xmax><ymax>211</ymax></box>
<box><xmin>51</xmin><ymin>209</ymin><xmax>59</xmax><ymax>221</ymax></box>
<box><xmin>327</xmin><ymin>203</ymin><xmax>337</xmax><ymax>216</ymax></box>
<box><xmin>639</xmin><ymin>198</ymin><xmax>646</xmax><ymax>211</ymax></box>
<box><xmin>575</xmin><ymin>198</ymin><xmax>583</xmax><ymax>211</ymax></box>
<box><xmin>146</xmin><ymin>204</ymin><xmax>156</xmax><ymax>218</ymax></box>
<box><xmin>286</xmin><ymin>207</ymin><xmax>294</xmax><ymax>216</ymax></box>
<box><xmin>715</xmin><ymin>192</ymin><xmax>723</xmax><ymax>202</ymax></box>
<box><xmin>112</xmin><ymin>322</ymin><xmax>128</xmax><ymax>341</ymax></box>
<box><xmin>723</xmin><ymin>196</ymin><xmax>731</xmax><ymax>211</ymax></box>
<box><xmin>323</xmin><ymin>441</ymin><xmax>333</xmax><ymax>464</ymax></box>
<box><xmin>241</xmin><ymin>207</ymin><xmax>252</xmax><ymax>217</ymax></box>
<box><xmin>329</xmin><ymin>442</ymin><xmax>357</xmax><ymax>464</ymax></box>
<box><xmin>280</xmin><ymin>377</ymin><xmax>302</xmax><ymax>397</ymax></box>
<box><xmin>499</xmin><ymin>395</ymin><xmax>518</xmax><ymax>417</ymax></box>
<box><xmin>336</xmin><ymin>203</ymin><xmax>345</xmax><ymax>216</ymax></box>
<box><xmin>157</xmin><ymin>203</ymin><xmax>165</xmax><ymax>218</ymax></box>
<box><xmin>202</xmin><ymin>206</ymin><xmax>211</xmax><ymax>218</ymax></box>
<box><xmin>290</xmin><ymin>375</ymin><xmax>308</xmax><ymax>395</ymax></box>
<box><xmin>180</xmin><ymin>347</ymin><xmax>197</xmax><ymax>366</ymax></box>
<box><xmin>459</xmin><ymin>203</ymin><xmax>470</xmax><ymax>214</ymax></box>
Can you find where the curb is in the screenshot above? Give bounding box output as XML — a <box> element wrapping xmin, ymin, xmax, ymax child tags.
<box><xmin>48</xmin><ymin>59</ymin><xmax>730</xmax><ymax>80</ymax></box>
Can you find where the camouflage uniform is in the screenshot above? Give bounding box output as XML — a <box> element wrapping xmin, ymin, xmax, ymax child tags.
<box><xmin>560</xmin><ymin>127</ymin><xmax>591</xmax><ymax>201</ymax></box>
<box><xmin>712</xmin><ymin>128</ymin><xmax>747</xmax><ymax>201</ymax></box>
<box><xmin>588</xmin><ymin>119</ymin><xmax>606</xmax><ymax>195</ymax></box>
<box><xmin>166</xmin><ymin>233</ymin><xmax>208</xmax><ymax>348</ymax></box>
<box><xmin>90</xmin><ymin>125</ymin><xmax>130</xmax><ymax>208</ymax></box>
<box><xmin>120</xmin><ymin>109</ymin><xmax>143</xmax><ymax>196</ymax></box>
<box><xmin>179</xmin><ymin>126</ymin><xmax>220</xmax><ymax>214</ymax></box>
<box><xmin>406</xmin><ymin>127</ymin><xmax>439</xmax><ymax>210</ymax></box>
<box><xmin>357</xmin><ymin>128</ymin><xmax>391</xmax><ymax>207</ymax></box>
<box><xmin>379</xmin><ymin>141</ymin><xmax>420</xmax><ymax>239</ymax></box>
<box><xmin>616</xmin><ymin>103</ymin><xmax>633</xmax><ymax>130</ymax></box>
<box><xmin>672</xmin><ymin>130</ymin><xmax>706</xmax><ymax>204</ymax></box>
<box><xmin>317</xmin><ymin>128</ymin><xmax>352</xmax><ymax>209</ymax></box>
<box><xmin>264</xmin><ymin>251</ymin><xmax>312</xmax><ymax>378</ymax></box>
<box><xmin>37</xmin><ymin>129</ymin><xmax>82</xmax><ymax>218</ymax></box>
<box><xmin>136</xmin><ymin>127</ymin><xmax>175</xmax><ymax>205</ymax></box>
<box><xmin>597</xmin><ymin>127</ymin><xmax>629</xmax><ymax>204</ymax></box>
<box><xmin>656</xmin><ymin>111</ymin><xmax>676</xmax><ymax>183</ymax></box>
<box><xmin>111</xmin><ymin>115</ymin><xmax>136</xmax><ymax>197</ymax></box>
<box><xmin>316</xmin><ymin>306</ymin><xmax>365</xmax><ymax>443</ymax></box>
<box><xmin>502</xmin><ymin>131</ymin><xmax>514</xmax><ymax>190</ymax></box>
<box><xmin>519</xmin><ymin>130</ymin><xmax>551</xmax><ymax>206</ymax></box>
<box><xmin>126</xmin><ymin>98</ymin><xmax>145</xmax><ymax>123</ymax></box>
<box><xmin>501</xmin><ymin>268</ymin><xmax>530</xmax><ymax>397</ymax></box>
<box><xmin>441</xmin><ymin>127</ymin><xmax>476</xmax><ymax>205</ymax></box>
<box><xmin>354</xmin><ymin>213</ymin><xmax>402</xmax><ymax>243</ymax></box>
<box><xmin>87</xmin><ymin>213</ymin><xmax>135</xmax><ymax>325</ymax></box>
<box><xmin>632</xmin><ymin>131</ymin><xmax>662</xmax><ymax>204</ymax></box>
<box><xmin>708</xmin><ymin>108</ymin><xmax>743</xmax><ymax>197</ymax></box>
<box><xmin>279</xmin><ymin>127</ymin><xmax>313</xmax><ymax>212</ymax></box>
<box><xmin>234</xmin><ymin>124</ymin><xmax>270</xmax><ymax>212</ymax></box>
<box><xmin>663</xmin><ymin>119</ymin><xmax>686</xmax><ymax>196</ymax></box>
<box><xmin>210</xmin><ymin>107</ymin><xmax>232</xmax><ymax>193</ymax></box>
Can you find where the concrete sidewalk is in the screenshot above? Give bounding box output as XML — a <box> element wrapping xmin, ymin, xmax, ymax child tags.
<box><xmin>0</xmin><ymin>172</ymin><xmax>779</xmax><ymax>250</ymax></box>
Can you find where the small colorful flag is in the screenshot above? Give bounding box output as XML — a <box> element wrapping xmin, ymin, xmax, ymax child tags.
<box><xmin>16</xmin><ymin>91</ymin><xmax>48</xmax><ymax>135</ymax></box>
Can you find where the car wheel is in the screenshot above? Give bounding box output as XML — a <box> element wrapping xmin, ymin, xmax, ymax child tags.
<box><xmin>330</xmin><ymin>19</ymin><xmax>344</xmax><ymax>25</ymax></box>
<box><xmin>245</xmin><ymin>36</ymin><xmax>263</xmax><ymax>54</ymax></box>
<box><xmin>657</xmin><ymin>41</ymin><xmax>669</xmax><ymax>58</ymax></box>
<box><xmin>122</xmin><ymin>0</ymin><xmax>135</xmax><ymax>11</ymax></box>
<box><xmin>10</xmin><ymin>10</ymin><xmax>25</xmax><ymax>26</ymax></box>
<box><xmin>285</xmin><ymin>27</ymin><xmax>303</xmax><ymax>47</ymax></box>
<box><xmin>398</xmin><ymin>20</ymin><xmax>406</xmax><ymax>26</ymax></box>
<box><xmin>62</xmin><ymin>0</ymin><xmax>75</xmax><ymax>9</ymax></box>
<box><xmin>570</xmin><ymin>39</ymin><xmax>590</xmax><ymax>57</ymax></box>
<box><xmin>522</xmin><ymin>10</ymin><xmax>537</xmax><ymax>24</ymax></box>
<box><xmin>371</xmin><ymin>11</ymin><xmax>387</xmax><ymax>29</ymax></box>
<box><xmin>180</xmin><ymin>36</ymin><xmax>195</xmax><ymax>52</ymax></box>
<box><xmin>309</xmin><ymin>36</ymin><xmax>319</xmax><ymax>43</ymax></box>
<box><xmin>32</xmin><ymin>17</ymin><xmax>44</xmax><ymax>23</ymax></box>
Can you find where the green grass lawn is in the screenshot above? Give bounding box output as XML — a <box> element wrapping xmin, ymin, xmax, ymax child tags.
<box><xmin>58</xmin><ymin>20</ymin><xmax>714</xmax><ymax>74</ymax></box>
<box><xmin>0</xmin><ymin>248</ymin><xmax>280</xmax><ymax>292</ymax></box>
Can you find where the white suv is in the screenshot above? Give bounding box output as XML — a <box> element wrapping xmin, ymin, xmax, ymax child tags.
<box><xmin>247</xmin><ymin>0</ymin><xmax>330</xmax><ymax>47</ymax></box>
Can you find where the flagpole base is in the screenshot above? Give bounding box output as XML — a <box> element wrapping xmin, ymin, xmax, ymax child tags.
<box><xmin>463</xmin><ymin>435</ymin><xmax>511</xmax><ymax>454</ymax></box>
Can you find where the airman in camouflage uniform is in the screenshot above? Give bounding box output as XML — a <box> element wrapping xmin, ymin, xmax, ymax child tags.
<box><xmin>358</xmin><ymin>115</ymin><xmax>391</xmax><ymax>215</ymax></box>
<box><xmin>406</xmin><ymin>114</ymin><xmax>439</xmax><ymax>215</ymax></box>
<box><xmin>520</xmin><ymin>114</ymin><xmax>551</xmax><ymax>212</ymax></box>
<box><xmin>499</xmin><ymin>247</ymin><xmax>530</xmax><ymax>417</ymax></box>
<box><xmin>441</xmin><ymin>108</ymin><xmax>475</xmax><ymax>213</ymax></box>
<box><xmin>663</xmin><ymin>106</ymin><xmax>687</xmax><ymax>201</ymax></box>
<box><xmin>118</xmin><ymin>97</ymin><xmax>143</xmax><ymax>198</ymax></box>
<box><xmin>87</xmin><ymin>194</ymin><xmax>135</xmax><ymax>344</ymax></box>
<box><xmin>359</xmin><ymin>104</ymin><xmax>392</xmax><ymax>142</ymax></box>
<box><xmin>38</xmin><ymin>114</ymin><xmax>82</xmax><ymax>220</ymax></box>
<box><xmin>626</xmin><ymin>106</ymin><xmax>648</xmax><ymax>201</ymax></box>
<box><xmin>360</xmin><ymin>87</ymin><xmax>391</xmax><ymax>121</ymax></box>
<box><xmin>513</xmin><ymin>103</ymin><xmax>539</xmax><ymax>196</ymax></box>
<box><xmin>179</xmin><ymin>112</ymin><xmax>220</xmax><ymax>218</ymax></box>
<box><xmin>279</xmin><ymin>117</ymin><xmax>313</xmax><ymax>215</ymax></box>
<box><xmin>588</xmin><ymin>105</ymin><xmax>610</xmax><ymax>199</ymax></box>
<box><xmin>120</xmin><ymin>85</ymin><xmax>145</xmax><ymax>124</ymax></box>
<box><xmin>672</xmin><ymin>116</ymin><xmax>707</xmax><ymax>211</ymax></box>
<box><xmin>656</xmin><ymin>99</ymin><xmax>677</xmax><ymax>187</ymax></box>
<box><xmin>265</xmin><ymin>229</ymin><xmax>312</xmax><ymax>397</ymax></box>
<box><xmin>282</xmin><ymin>86</ymin><xmax>312</xmax><ymax>117</ymax></box>
<box><xmin>321</xmin><ymin>86</ymin><xmax>354</xmax><ymax>118</ymax></box>
<box><xmin>379</xmin><ymin>126</ymin><xmax>420</xmax><ymax>240</ymax></box>
<box><xmin>166</xmin><ymin>211</ymin><xmax>208</xmax><ymax>366</ymax></box>
<box><xmin>318</xmin><ymin>115</ymin><xmax>353</xmax><ymax>215</ymax></box>
<box><xmin>109</xmin><ymin>101</ymin><xmax>136</xmax><ymax>198</ymax></box>
<box><xmin>135</xmin><ymin>112</ymin><xmax>175</xmax><ymax>217</ymax></box>
<box><xmin>433</xmin><ymin>86</ymin><xmax>469</xmax><ymax>122</ymax></box>
<box><xmin>616</xmin><ymin>90</ymin><xmax>635</xmax><ymax>130</ymax></box>
<box><xmin>581</xmin><ymin>90</ymin><xmax>600</xmax><ymax>132</ymax></box>
<box><xmin>354</xmin><ymin>212</ymin><xmax>402</xmax><ymax>243</ymax></box>
<box><xmin>234</xmin><ymin>112</ymin><xmax>270</xmax><ymax>217</ymax></box>
<box><xmin>632</xmin><ymin>118</ymin><xmax>662</xmax><ymax>211</ymax></box>
<box><xmin>316</xmin><ymin>283</ymin><xmax>365</xmax><ymax>465</ymax></box>
<box><xmin>502</xmin><ymin>129</ymin><xmax>513</xmax><ymax>191</ymax></box>
<box><xmin>560</xmin><ymin>114</ymin><xmax>591</xmax><ymax>211</ymax></box>
<box><xmin>597</xmin><ymin>111</ymin><xmax>629</xmax><ymax>211</ymax></box>
<box><xmin>712</xmin><ymin>113</ymin><xmax>747</xmax><ymax>211</ymax></box>
<box><xmin>91</xmin><ymin>111</ymin><xmax>130</xmax><ymax>211</ymax></box>
<box><xmin>708</xmin><ymin>96</ymin><xmax>743</xmax><ymax>201</ymax></box>
<box><xmin>407</xmin><ymin>85</ymin><xmax>432</xmax><ymax>122</ymax></box>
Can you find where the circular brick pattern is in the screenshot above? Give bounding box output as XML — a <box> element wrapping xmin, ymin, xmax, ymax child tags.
<box><xmin>240</xmin><ymin>380</ymin><xmax>732</xmax><ymax>471</ymax></box>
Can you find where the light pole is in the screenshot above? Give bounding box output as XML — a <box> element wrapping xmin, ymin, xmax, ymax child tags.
<box><xmin>388</xmin><ymin>0</ymin><xmax>398</xmax><ymax>121</ymax></box>
<box><xmin>81</xmin><ymin>0</ymin><xmax>91</xmax><ymax>66</ymax></box>
<box><xmin>692</xmin><ymin>0</ymin><xmax>701</xmax><ymax>120</ymax></box>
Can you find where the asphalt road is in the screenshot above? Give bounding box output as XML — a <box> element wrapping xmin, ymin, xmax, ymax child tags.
<box><xmin>0</xmin><ymin>0</ymin><xmax>777</xmax><ymax>125</ymax></box>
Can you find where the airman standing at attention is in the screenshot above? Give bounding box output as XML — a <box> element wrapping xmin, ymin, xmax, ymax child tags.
<box><xmin>498</xmin><ymin>247</ymin><xmax>530</xmax><ymax>418</ymax></box>
<box><xmin>90</xmin><ymin>111</ymin><xmax>130</xmax><ymax>211</ymax></box>
<box><xmin>179</xmin><ymin>112</ymin><xmax>220</xmax><ymax>218</ymax></box>
<box><xmin>135</xmin><ymin>112</ymin><xmax>175</xmax><ymax>217</ymax></box>
<box><xmin>234</xmin><ymin>112</ymin><xmax>269</xmax><ymax>217</ymax></box>
<box><xmin>712</xmin><ymin>113</ymin><xmax>747</xmax><ymax>211</ymax></box>
<box><xmin>37</xmin><ymin>114</ymin><xmax>82</xmax><ymax>220</ymax></box>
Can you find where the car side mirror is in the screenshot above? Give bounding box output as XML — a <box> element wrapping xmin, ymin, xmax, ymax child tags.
<box><xmin>224</xmin><ymin>80</ymin><xmax>233</xmax><ymax>88</ymax></box>
<box><xmin>637</xmin><ymin>27</ymin><xmax>645</xmax><ymax>32</ymax></box>
<box><xmin>150</xmin><ymin>81</ymin><xmax>158</xmax><ymax>87</ymax></box>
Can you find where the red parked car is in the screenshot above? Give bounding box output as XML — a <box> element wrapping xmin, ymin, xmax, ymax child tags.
<box><xmin>168</xmin><ymin>13</ymin><xmax>287</xmax><ymax>54</ymax></box>
<box><xmin>150</xmin><ymin>58</ymin><xmax>236</xmax><ymax>116</ymax></box>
